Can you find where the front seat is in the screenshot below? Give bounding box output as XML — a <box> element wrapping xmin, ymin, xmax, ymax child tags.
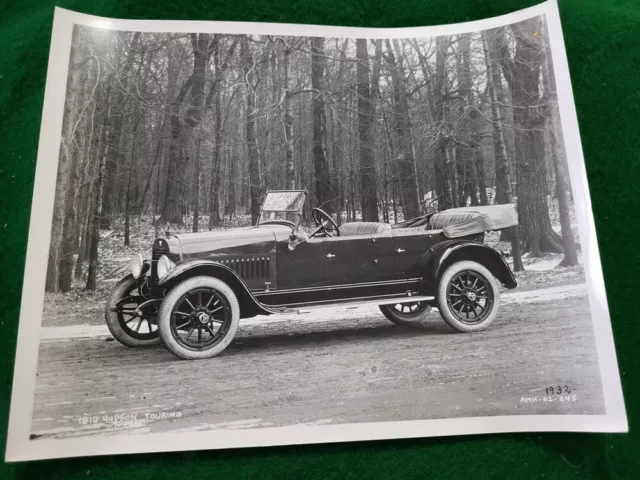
<box><xmin>339</xmin><ymin>222</ymin><xmax>392</xmax><ymax>237</ymax></box>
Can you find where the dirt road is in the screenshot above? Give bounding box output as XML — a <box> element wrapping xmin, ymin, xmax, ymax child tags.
<box><xmin>31</xmin><ymin>285</ymin><xmax>605</xmax><ymax>439</ymax></box>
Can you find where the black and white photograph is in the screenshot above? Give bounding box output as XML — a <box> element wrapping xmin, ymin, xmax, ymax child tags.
<box><xmin>5</xmin><ymin>1</ymin><xmax>627</xmax><ymax>461</ymax></box>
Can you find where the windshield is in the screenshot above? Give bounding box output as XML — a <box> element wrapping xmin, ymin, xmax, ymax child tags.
<box><xmin>259</xmin><ymin>191</ymin><xmax>306</xmax><ymax>224</ymax></box>
<box><xmin>261</xmin><ymin>191</ymin><xmax>306</xmax><ymax>212</ymax></box>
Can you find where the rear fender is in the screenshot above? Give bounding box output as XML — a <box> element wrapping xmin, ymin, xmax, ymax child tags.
<box><xmin>158</xmin><ymin>260</ymin><xmax>273</xmax><ymax>318</ymax></box>
<box><xmin>413</xmin><ymin>240</ymin><xmax>517</xmax><ymax>292</ymax></box>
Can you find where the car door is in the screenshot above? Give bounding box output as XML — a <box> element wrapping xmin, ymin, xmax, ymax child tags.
<box><xmin>323</xmin><ymin>231</ymin><xmax>395</xmax><ymax>286</ymax></box>
<box><xmin>392</xmin><ymin>229</ymin><xmax>441</xmax><ymax>278</ymax></box>
<box><xmin>276</xmin><ymin>236</ymin><xmax>326</xmax><ymax>290</ymax></box>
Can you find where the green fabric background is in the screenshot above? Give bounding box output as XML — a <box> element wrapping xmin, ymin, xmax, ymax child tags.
<box><xmin>0</xmin><ymin>0</ymin><xmax>637</xmax><ymax>477</ymax></box>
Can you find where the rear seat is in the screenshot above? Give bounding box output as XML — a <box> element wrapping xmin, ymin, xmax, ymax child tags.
<box><xmin>338</xmin><ymin>211</ymin><xmax>480</xmax><ymax>237</ymax></box>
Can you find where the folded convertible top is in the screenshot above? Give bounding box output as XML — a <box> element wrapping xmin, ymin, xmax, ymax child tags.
<box><xmin>393</xmin><ymin>204</ymin><xmax>518</xmax><ymax>238</ymax></box>
<box><xmin>440</xmin><ymin>204</ymin><xmax>518</xmax><ymax>238</ymax></box>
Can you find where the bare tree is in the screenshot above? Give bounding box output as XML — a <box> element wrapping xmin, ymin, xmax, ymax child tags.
<box><xmin>241</xmin><ymin>35</ymin><xmax>262</xmax><ymax>225</ymax></box>
<box><xmin>481</xmin><ymin>29</ymin><xmax>523</xmax><ymax>271</ymax></box>
<box><xmin>281</xmin><ymin>39</ymin><xmax>296</xmax><ymax>190</ymax></box>
<box><xmin>541</xmin><ymin>25</ymin><xmax>578</xmax><ymax>266</ymax></box>
<box><xmin>497</xmin><ymin>20</ymin><xmax>564</xmax><ymax>256</ymax></box>
<box><xmin>356</xmin><ymin>39</ymin><xmax>381</xmax><ymax>221</ymax></box>
<box><xmin>47</xmin><ymin>20</ymin><xmax>578</xmax><ymax>293</ymax></box>
<box><xmin>311</xmin><ymin>37</ymin><xmax>333</xmax><ymax>213</ymax></box>
<box><xmin>385</xmin><ymin>39</ymin><xmax>420</xmax><ymax>219</ymax></box>
<box><xmin>159</xmin><ymin>34</ymin><xmax>238</xmax><ymax>226</ymax></box>
<box><xmin>432</xmin><ymin>37</ymin><xmax>453</xmax><ymax>211</ymax></box>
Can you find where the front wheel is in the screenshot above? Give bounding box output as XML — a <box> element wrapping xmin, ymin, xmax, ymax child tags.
<box><xmin>105</xmin><ymin>275</ymin><xmax>161</xmax><ymax>347</ymax></box>
<box><xmin>158</xmin><ymin>276</ymin><xmax>240</xmax><ymax>360</ymax></box>
<box><xmin>437</xmin><ymin>261</ymin><xmax>500</xmax><ymax>333</ymax></box>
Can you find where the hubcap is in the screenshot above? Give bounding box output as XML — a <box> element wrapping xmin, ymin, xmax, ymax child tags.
<box><xmin>170</xmin><ymin>288</ymin><xmax>231</xmax><ymax>351</ymax></box>
<box><xmin>114</xmin><ymin>286</ymin><xmax>160</xmax><ymax>339</ymax></box>
<box><xmin>446</xmin><ymin>270</ymin><xmax>494</xmax><ymax>325</ymax></box>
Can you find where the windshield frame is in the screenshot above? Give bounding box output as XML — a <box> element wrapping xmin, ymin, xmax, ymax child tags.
<box><xmin>257</xmin><ymin>190</ymin><xmax>307</xmax><ymax>229</ymax></box>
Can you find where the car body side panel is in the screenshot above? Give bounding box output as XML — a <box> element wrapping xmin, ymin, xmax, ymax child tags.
<box><xmin>155</xmin><ymin>259</ymin><xmax>422</xmax><ymax>317</ymax></box>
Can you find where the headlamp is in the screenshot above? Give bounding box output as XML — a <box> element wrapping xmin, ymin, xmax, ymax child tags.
<box><xmin>157</xmin><ymin>255</ymin><xmax>176</xmax><ymax>280</ymax></box>
<box><xmin>130</xmin><ymin>253</ymin><xmax>144</xmax><ymax>279</ymax></box>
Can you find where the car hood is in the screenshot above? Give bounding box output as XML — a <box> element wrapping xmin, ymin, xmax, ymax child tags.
<box><xmin>172</xmin><ymin>225</ymin><xmax>286</xmax><ymax>261</ymax></box>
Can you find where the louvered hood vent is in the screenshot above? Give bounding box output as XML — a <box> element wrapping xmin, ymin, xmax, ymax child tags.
<box><xmin>216</xmin><ymin>256</ymin><xmax>272</xmax><ymax>281</ymax></box>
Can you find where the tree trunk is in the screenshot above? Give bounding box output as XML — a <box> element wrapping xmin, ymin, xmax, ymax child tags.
<box><xmin>87</xmin><ymin>114</ymin><xmax>110</xmax><ymax>291</ymax></box>
<box><xmin>241</xmin><ymin>35</ymin><xmax>262</xmax><ymax>225</ymax></box>
<box><xmin>483</xmin><ymin>28</ymin><xmax>517</xmax><ymax>246</ymax></box>
<box><xmin>542</xmin><ymin>25</ymin><xmax>578</xmax><ymax>266</ymax></box>
<box><xmin>209</xmin><ymin>87</ymin><xmax>223</xmax><ymax>229</ymax></box>
<box><xmin>333</xmin><ymin>39</ymin><xmax>349</xmax><ymax>225</ymax></box>
<box><xmin>282</xmin><ymin>43</ymin><xmax>295</xmax><ymax>190</ymax></box>
<box><xmin>124</xmin><ymin>166</ymin><xmax>132</xmax><ymax>246</ymax></box>
<box><xmin>160</xmin><ymin>113</ymin><xmax>187</xmax><ymax>225</ymax></box>
<box><xmin>385</xmin><ymin>39</ymin><xmax>420</xmax><ymax>219</ymax></box>
<box><xmin>311</xmin><ymin>37</ymin><xmax>333</xmax><ymax>213</ymax></box>
<box><xmin>433</xmin><ymin>37</ymin><xmax>453</xmax><ymax>211</ymax></box>
<box><xmin>159</xmin><ymin>35</ymin><xmax>238</xmax><ymax>226</ymax></box>
<box><xmin>497</xmin><ymin>20</ymin><xmax>563</xmax><ymax>256</ymax></box>
<box><xmin>455</xmin><ymin>33</ymin><xmax>479</xmax><ymax>207</ymax></box>
<box><xmin>356</xmin><ymin>39</ymin><xmax>380</xmax><ymax>222</ymax></box>
<box><xmin>481</xmin><ymin>29</ymin><xmax>523</xmax><ymax>270</ymax></box>
<box><xmin>101</xmin><ymin>32</ymin><xmax>141</xmax><ymax>230</ymax></box>
<box><xmin>47</xmin><ymin>32</ymin><xmax>81</xmax><ymax>292</ymax></box>
<box><xmin>74</xmin><ymin>167</ymin><xmax>94</xmax><ymax>280</ymax></box>
<box><xmin>226</xmin><ymin>153</ymin><xmax>237</xmax><ymax>219</ymax></box>
<box><xmin>483</xmin><ymin>29</ymin><xmax>513</xmax><ymax>206</ymax></box>
<box><xmin>475</xmin><ymin>148</ymin><xmax>488</xmax><ymax>205</ymax></box>
<box><xmin>192</xmin><ymin>134</ymin><xmax>202</xmax><ymax>232</ymax></box>
<box><xmin>59</xmin><ymin>47</ymin><xmax>98</xmax><ymax>291</ymax></box>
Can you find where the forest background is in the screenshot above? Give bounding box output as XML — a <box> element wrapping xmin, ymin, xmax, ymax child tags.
<box><xmin>46</xmin><ymin>14</ymin><xmax>581</xmax><ymax>295</ymax></box>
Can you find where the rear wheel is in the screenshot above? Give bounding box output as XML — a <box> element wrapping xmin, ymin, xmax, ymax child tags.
<box><xmin>437</xmin><ymin>260</ymin><xmax>500</xmax><ymax>333</ymax></box>
<box><xmin>105</xmin><ymin>275</ymin><xmax>161</xmax><ymax>347</ymax></box>
<box><xmin>379</xmin><ymin>301</ymin><xmax>432</xmax><ymax>325</ymax></box>
<box><xmin>159</xmin><ymin>276</ymin><xmax>240</xmax><ymax>360</ymax></box>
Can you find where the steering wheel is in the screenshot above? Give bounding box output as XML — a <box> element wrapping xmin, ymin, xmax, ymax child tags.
<box><xmin>310</xmin><ymin>208</ymin><xmax>340</xmax><ymax>237</ymax></box>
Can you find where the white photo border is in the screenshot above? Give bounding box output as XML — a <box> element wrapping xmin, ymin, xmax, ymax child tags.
<box><xmin>5</xmin><ymin>0</ymin><xmax>627</xmax><ymax>462</ymax></box>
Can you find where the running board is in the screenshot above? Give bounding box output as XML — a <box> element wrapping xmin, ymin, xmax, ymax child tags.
<box><xmin>269</xmin><ymin>295</ymin><xmax>435</xmax><ymax>315</ymax></box>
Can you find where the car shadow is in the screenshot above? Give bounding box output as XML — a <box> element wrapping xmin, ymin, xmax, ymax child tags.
<box><xmin>103</xmin><ymin>321</ymin><xmax>455</xmax><ymax>363</ymax></box>
<box><xmin>224</xmin><ymin>321</ymin><xmax>453</xmax><ymax>355</ymax></box>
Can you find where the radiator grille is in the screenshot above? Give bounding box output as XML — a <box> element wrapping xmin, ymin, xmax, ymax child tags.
<box><xmin>217</xmin><ymin>257</ymin><xmax>271</xmax><ymax>280</ymax></box>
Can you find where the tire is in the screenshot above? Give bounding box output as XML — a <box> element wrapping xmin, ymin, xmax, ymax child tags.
<box><xmin>158</xmin><ymin>276</ymin><xmax>240</xmax><ymax>360</ymax></box>
<box><xmin>437</xmin><ymin>260</ymin><xmax>500</xmax><ymax>333</ymax></box>
<box><xmin>105</xmin><ymin>275</ymin><xmax>161</xmax><ymax>347</ymax></box>
<box><xmin>379</xmin><ymin>302</ymin><xmax>432</xmax><ymax>325</ymax></box>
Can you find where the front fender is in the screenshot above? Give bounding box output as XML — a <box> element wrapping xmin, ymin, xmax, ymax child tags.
<box><xmin>412</xmin><ymin>240</ymin><xmax>517</xmax><ymax>292</ymax></box>
<box><xmin>158</xmin><ymin>259</ymin><xmax>274</xmax><ymax>318</ymax></box>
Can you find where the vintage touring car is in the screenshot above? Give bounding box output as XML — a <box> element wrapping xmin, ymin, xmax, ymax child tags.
<box><xmin>107</xmin><ymin>190</ymin><xmax>518</xmax><ymax>360</ymax></box>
